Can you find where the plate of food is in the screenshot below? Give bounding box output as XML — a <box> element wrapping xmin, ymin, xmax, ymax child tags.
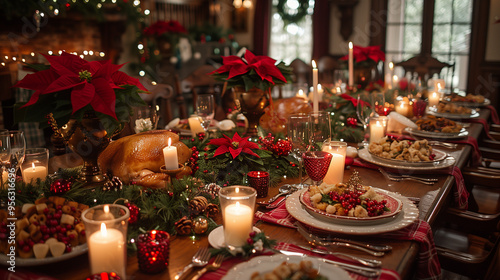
<box><xmin>299</xmin><ymin>184</ymin><xmax>403</xmax><ymax>225</ymax></box>
<box><xmin>443</xmin><ymin>93</ymin><xmax>490</xmax><ymax>107</ymax></box>
<box><xmin>0</xmin><ymin>197</ymin><xmax>89</xmax><ymax>266</ymax></box>
<box><xmin>287</xmin><ymin>189</ymin><xmax>419</xmax><ymax>235</ymax></box>
<box><xmin>367</xmin><ymin>138</ymin><xmax>448</xmax><ymax>166</ymax></box>
<box><xmin>223</xmin><ymin>254</ymin><xmax>351</xmax><ymax>280</ymax></box>
<box><xmin>426</xmin><ymin>103</ymin><xmax>479</xmax><ymax>119</ymax></box>
<box><xmin>358</xmin><ymin>148</ymin><xmax>455</xmax><ymax>170</ymax></box>
<box><xmin>405</xmin><ymin>115</ymin><xmax>468</xmax><ymax>139</ymax></box>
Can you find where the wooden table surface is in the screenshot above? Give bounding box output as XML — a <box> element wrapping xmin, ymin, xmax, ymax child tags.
<box><xmin>23</xmin><ymin>110</ymin><xmax>489</xmax><ymax>280</ymax></box>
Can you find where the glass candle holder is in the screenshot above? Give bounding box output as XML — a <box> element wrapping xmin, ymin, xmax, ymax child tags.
<box><xmin>321</xmin><ymin>141</ymin><xmax>347</xmax><ymax>185</ymax></box>
<box><xmin>219</xmin><ymin>186</ymin><xmax>256</xmax><ymax>247</ymax></box>
<box><xmin>369</xmin><ymin>117</ymin><xmax>387</xmax><ymax>144</ymax></box>
<box><xmin>247</xmin><ymin>171</ymin><xmax>269</xmax><ymax>198</ymax></box>
<box><xmin>137</xmin><ymin>230</ymin><xmax>170</xmax><ymax>274</ymax></box>
<box><xmin>82</xmin><ymin>204</ymin><xmax>130</xmax><ymax>279</ymax></box>
<box><xmin>412</xmin><ymin>99</ymin><xmax>427</xmax><ymax>118</ymax></box>
<box><xmin>395</xmin><ymin>97</ymin><xmax>413</xmax><ymax>118</ymax></box>
<box><xmin>21</xmin><ymin>148</ymin><xmax>48</xmax><ymax>184</ymax></box>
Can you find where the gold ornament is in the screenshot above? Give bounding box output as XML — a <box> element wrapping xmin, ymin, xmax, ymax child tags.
<box><xmin>193</xmin><ymin>217</ymin><xmax>209</xmax><ymax>234</ymax></box>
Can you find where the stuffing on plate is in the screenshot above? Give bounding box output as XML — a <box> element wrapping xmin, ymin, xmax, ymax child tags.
<box><xmin>436</xmin><ymin>102</ymin><xmax>472</xmax><ymax>114</ymax></box>
<box><xmin>416</xmin><ymin>115</ymin><xmax>462</xmax><ymax>133</ymax></box>
<box><xmin>449</xmin><ymin>93</ymin><xmax>485</xmax><ymax>103</ymax></box>
<box><xmin>250</xmin><ymin>260</ymin><xmax>327</xmax><ymax>280</ymax></box>
<box><xmin>308</xmin><ymin>183</ymin><xmax>389</xmax><ymax>218</ymax></box>
<box><xmin>368</xmin><ymin>137</ymin><xmax>434</xmax><ymax>162</ymax></box>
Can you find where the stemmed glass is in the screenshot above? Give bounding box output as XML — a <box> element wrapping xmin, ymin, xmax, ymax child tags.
<box><xmin>132</xmin><ymin>105</ymin><xmax>159</xmax><ymax>133</ymax></box>
<box><xmin>287</xmin><ymin>114</ymin><xmax>310</xmax><ymax>189</ymax></box>
<box><xmin>9</xmin><ymin>131</ymin><xmax>26</xmax><ymax>175</ymax></box>
<box><xmin>309</xmin><ymin>111</ymin><xmax>331</xmax><ymax>150</ymax></box>
<box><xmin>356</xmin><ymin>93</ymin><xmax>373</xmax><ymax>146</ymax></box>
<box><xmin>196</xmin><ymin>94</ymin><xmax>215</xmax><ymax>135</ymax></box>
<box><xmin>0</xmin><ymin>130</ymin><xmax>11</xmax><ymax>187</ymax></box>
<box><xmin>302</xmin><ymin>151</ymin><xmax>332</xmax><ymax>187</ymax></box>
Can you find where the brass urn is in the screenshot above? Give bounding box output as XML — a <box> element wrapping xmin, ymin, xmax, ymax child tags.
<box><xmin>233</xmin><ymin>87</ymin><xmax>269</xmax><ymax>138</ymax></box>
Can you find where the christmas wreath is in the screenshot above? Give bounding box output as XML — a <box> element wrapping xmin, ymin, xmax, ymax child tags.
<box><xmin>276</xmin><ymin>0</ymin><xmax>310</xmax><ymax>27</ymax></box>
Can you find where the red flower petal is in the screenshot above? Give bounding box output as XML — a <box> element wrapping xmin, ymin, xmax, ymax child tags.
<box><xmin>90</xmin><ymin>77</ymin><xmax>117</xmax><ymax>119</ymax></box>
<box><xmin>213</xmin><ymin>146</ymin><xmax>229</xmax><ymax>157</ymax></box>
<box><xmin>229</xmin><ymin>147</ymin><xmax>242</xmax><ymax>159</ymax></box>
<box><xmin>14</xmin><ymin>68</ymin><xmax>58</xmax><ymax>91</ymax></box>
<box><xmin>242</xmin><ymin>148</ymin><xmax>260</xmax><ymax>158</ymax></box>
<box><xmin>71</xmin><ymin>83</ymin><xmax>95</xmax><ymax>113</ymax></box>
<box><xmin>44</xmin><ymin>75</ymin><xmax>83</xmax><ymax>94</ymax></box>
<box><xmin>208</xmin><ymin>135</ymin><xmax>231</xmax><ymax>146</ymax></box>
<box><xmin>112</xmin><ymin>71</ymin><xmax>148</xmax><ymax>91</ymax></box>
<box><xmin>44</xmin><ymin>52</ymin><xmax>87</xmax><ymax>76</ymax></box>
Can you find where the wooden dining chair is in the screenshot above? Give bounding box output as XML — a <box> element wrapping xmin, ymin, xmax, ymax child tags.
<box><xmin>317</xmin><ymin>55</ymin><xmax>339</xmax><ymax>85</ymax></box>
<box><xmin>289</xmin><ymin>58</ymin><xmax>312</xmax><ymax>88</ymax></box>
<box><xmin>395</xmin><ymin>54</ymin><xmax>452</xmax><ymax>82</ymax></box>
<box><xmin>433</xmin><ymin>167</ymin><xmax>500</xmax><ymax>279</ymax></box>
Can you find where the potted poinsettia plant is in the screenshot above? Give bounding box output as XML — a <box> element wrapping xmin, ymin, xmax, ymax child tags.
<box><xmin>340</xmin><ymin>45</ymin><xmax>385</xmax><ymax>89</ymax></box>
<box><xmin>210</xmin><ymin>50</ymin><xmax>293</xmax><ymax>137</ymax></box>
<box><xmin>13</xmin><ymin>51</ymin><xmax>148</xmax><ymax>185</ymax></box>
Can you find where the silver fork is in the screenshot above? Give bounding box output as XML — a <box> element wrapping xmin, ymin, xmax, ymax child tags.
<box><xmin>176</xmin><ymin>247</ymin><xmax>211</xmax><ymax>280</ymax></box>
<box><xmin>427</xmin><ymin>141</ymin><xmax>458</xmax><ymax>149</ymax></box>
<box><xmin>296</xmin><ymin>245</ymin><xmax>382</xmax><ymax>267</ymax></box>
<box><xmin>191</xmin><ymin>254</ymin><xmax>225</xmax><ymax>280</ymax></box>
<box><xmin>378</xmin><ymin>168</ymin><xmax>437</xmax><ymax>185</ymax></box>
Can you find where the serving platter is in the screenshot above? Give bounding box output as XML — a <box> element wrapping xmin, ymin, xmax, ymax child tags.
<box><xmin>368</xmin><ymin>147</ymin><xmax>448</xmax><ymax>166</ymax></box>
<box><xmin>299</xmin><ymin>189</ymin><xmax>403</xmax><ymax>225</ymax></box>
<box><xmin>443</xmin><ymin>97</ymin><xmax>491</xmax><ymax>108</ymax></box>
<box><xmin>426</xmin><ymin>108</ymin><xmax>479</xmax><ymax>119</ymax></box>
<box><xmin>358</xmin><ymin>148</ymin><xmax>455</xmax><ymax>171</ymax></box>
<box><xmin>0</xmin><ymin>244</ymin><xmax>88</xmax><ymax>266</ymax></box>
<box><xmin>287</xmin><ymin>189</ymin><xmax>419</xmax><ymax>235</ymax></box>
<box><xmin>405</xmin><ymin>127</ymin><xmax>468</xmax><ymax>140</ymax></box>
<box><xmin>223</xmin><ymin>254</ymin><xmax>351</xmax><ymax>280</ymax></box>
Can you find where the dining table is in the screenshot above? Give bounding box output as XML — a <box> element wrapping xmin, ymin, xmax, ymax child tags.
<box><xmin>7</xmin><ymin>109</ymin><xmax>491</xmax><ymax>280</ymax></box>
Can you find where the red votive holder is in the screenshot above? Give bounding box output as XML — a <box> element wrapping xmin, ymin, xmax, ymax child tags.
<box><xmin>137</xmin><ymin>230</ymin><xmax>170</xmax><ymax>274</ymax></box>
<box><xmin>247</xmin><ymin>171</ymin><xmax>269</xmax><ymax>198</ymax></box>
<box><xmin>85</xmin><ymin>272</ymin><xmax>121</xmax><ymax>280</ymax></box>
<box><xmin>413</xmin><ymin>99</ymin><xmax>427</xmax><ymax>118</ymax></box>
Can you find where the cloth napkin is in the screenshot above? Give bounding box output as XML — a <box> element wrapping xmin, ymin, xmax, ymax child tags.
<box><xmin>463</xmin><ymin>118</ymin><xmax>495</xmax><ymax>140</ymax></box>
<box><xmin>485</xmin><ymin>105</ymin><xmax>500</xmax><ymax>125</ymax></box>
<box><xmin>254</xmin><ymin>201</ymin><xmax>441</xmax><ymax>280</ymax></box>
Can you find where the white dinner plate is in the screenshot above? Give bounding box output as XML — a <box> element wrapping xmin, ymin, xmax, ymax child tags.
<box><xmin>208</xmin><ymin>226</ymin><xmax>261</xmax><ymax>249</ymax></box>
<box><xmin>426</xmin><ymin>107</ymin><xmax>479</xmax><ymax>119</ymax></box>
<box><xmin>358</xmin><ymin>148</ymin><xmax>456</xmax><ymax>171</ymax></box>
<box><xmin>444</xmin><ymin>98</ymin><xmax>491</xmax><ymax>108</ymax></box>
<box><xmin>0</xmin><ymin>244</ymin><xmax>88</xmax><ymax>266</ymax></box>
<box><xmin>287</xmin><ymin>189</ymin><xmax>419</xmax><ymax>235</ymax></box>
<box><xmin>404</xmin><ymin>127</ymin><xmax>468</xmax><ymax>140</ymax></box>
<box><xmin>369</xmin><ymin>147</ymin><xmax>448</xmax><ymax>166</ymax></box>
<box><xmin>300</xmin><ymin>188</ymin><xmax>403</xmax><ymax>225</ymax></box>
<box><xmin>222</xmin><ymin>254</ymin><xmax>351</xmax><ymax>280</ymax></box>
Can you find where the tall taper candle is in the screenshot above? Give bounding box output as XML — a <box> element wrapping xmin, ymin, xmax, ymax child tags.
<box><xmin>348</xmin><ymin>42</ymin><xmax>354</xmax><ymax>87</ymax></box>
<box><xmin>312</xmin><ymin>60</ymin><xmax>319</xmax><ymax>112</ymax></box>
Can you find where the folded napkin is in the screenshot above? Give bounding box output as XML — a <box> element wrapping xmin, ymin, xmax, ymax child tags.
<box><xmin>463</xmin><ymin>118</ymin><xmax>495</xmax><ymax>140</ymax></box>
<box><xmin>485</xmin><ymin>105</ymin><xmax>500</xmax><ymax>125</ymax></box>
<box><xmin>255</xmin><ymin>198</ymin><xmax>296</xmax><ymax>228</ymax></box>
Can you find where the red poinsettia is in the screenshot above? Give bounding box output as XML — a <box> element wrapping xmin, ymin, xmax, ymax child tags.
<box><xmin>143</xmin><ymin>20</ymin><xmax>187</xmax><ymax>36</ymax></box>
<box><xmin>208</xmin><ymin>132</ymin><xmax>260</xmax><ymax>159</ymax></box>
<box><xmin>209</xmin><ymin>50</ymin><xmax>293</xmax><ymax>92</ymax></box>
<box><xmin>340</xmin><ymin>45</ymin><xmax>385</xmax><ymax>64</ymax></box>
<box><xmin>14</xmin><ymin>52</ymin><xmax>147</xmax><ymax>120</ymax></box>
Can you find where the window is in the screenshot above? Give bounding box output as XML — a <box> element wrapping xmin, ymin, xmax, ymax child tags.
<box><xmin>269</xmin><ymin>0</ymin><xmax>315</xmax><ymax>64</ymax></box>
<box><xmin>386</xmin><ymin>0</ymin><xmax>472</xmax><ymax>90</ymax></box>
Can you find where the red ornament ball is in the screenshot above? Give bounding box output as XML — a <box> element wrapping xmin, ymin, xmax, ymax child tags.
<box><xmin>346</xmin><ymin>117</ymin><xmax>358</xmax><ymax>128</ymax></box>
<box><xmin>272</xmin><ymin>139</ymin><xmax>292</xmax><ymax>156</ymax></box>
<box><xmin>50</xmin><ymin>179</ymin><xmax>72</xmax><ymax>195</ymax></box>
<box><xmin>125</xmin><ymin>202</ymin><xmax>140</xmax><ymax>225</ymax></box>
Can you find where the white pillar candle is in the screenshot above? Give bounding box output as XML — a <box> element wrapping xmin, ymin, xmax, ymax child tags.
<box><xmin>163</xmin><ymin>138</ymin><xmax>179</xmax><ymax>170</ymax></box>
<box><xmin>296</xmin><ymin>89</ymin><xmax>308</xmax><ymax>100</ymax></box>
<box><xmin>188</xmin><ymin>115</ymin><xmax>205</xmax><ymax>137</ymax></box>
<box><xmin>348</xmin><ymin>42</ymin><xmax>353</xmax><ymax>88</ymax></box>
<box><xmin>312</xmin><ymin>60</ymin><xmax>319</xmax><ymax>112</ymax></box>
<box><xmin>370</xmin><ymin>120</ymin><xmax>385</xmax><ymax>144</ymax></box>
<box><xmin>428</xmin><ymin>91</ymin><xmax>440</xmax><ymax>107</ymax></box>
<box><xmin>392</xmin><ymin>75</ymin><xmax>399</xmax><ymax>89</ymax></box>
<box><xmin>22</xmin><ymin>163</ymin><xmax>47</xmax><ymax>183</ymax></box>
<box><xmin>322</xmin><ymin>142</ymin><xmax>347</xmax><ymax>185</ymax></box>
<box><xmin>88</xmin><ymin>223</ymin><xmax>126</xmax><ymax>278</ymax></box>
<box><xmin>223</xmin><ymin>202</ymin><xmax>253</xmax><ymax>247</ymax></box>
<box><xmin>395</xmin><ymin>101</ymin><xmax>409</xmax><ymax>117</ymax></box>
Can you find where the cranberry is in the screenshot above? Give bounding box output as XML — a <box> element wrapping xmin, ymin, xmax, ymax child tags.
<box><xmin>23</xmin><ymin>245</ymin><xmax>30</xmax><ymax>252</ymax></box>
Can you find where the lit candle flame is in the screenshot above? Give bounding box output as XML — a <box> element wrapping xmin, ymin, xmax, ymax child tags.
<box><xmin>311</xmin><ymin>60</ymin><xmax>317</xmax><ymax>69</ymax></box>
<box><xmin>235</xmin><ymin>187</ymin><xmax>239</xmax><ymax>193</ymax></box>
<box><xmin>31</xmin><ymin>162</ymin><xmax>35</xmax><ymax>170</ymax></box>
<box><xmin>168</xmin><ymin>138</ymin><xmax>171</xmax><ymax>147</ymax></box>
<box><xmin>100</xmin><ymin>223</ymin><xmax>107</xmax><ymax>237</ymax></box>
<box><xmin>104</xmin><ymin>205</ymin><xmax>109</xmax><ymax>214</ymax></box>
<box><xmin>389</xmin><ymin>62</ymin><xmax>394</xmax><ymax>70</ymax></box>
<box><xmin>349</xmin><ymin>42</ymin><xmax>353</xmax><ymax>49</ymax></box>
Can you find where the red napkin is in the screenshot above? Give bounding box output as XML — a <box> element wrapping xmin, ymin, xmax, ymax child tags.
<box><xmin>255</xmin><ymin>199</ymin><xmax>296</xmax><ymax>228</ymax></box>
<box><xmin>463</xmin><ymin>118</ymin><xmax>495</xmax><ymax>140</ymax></box>
<box><xmin>485</xmin><ymin>105</ymin><xmax>500</xmax><ymax>124</ymax></box>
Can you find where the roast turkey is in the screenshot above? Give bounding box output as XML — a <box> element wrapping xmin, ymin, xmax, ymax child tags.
<box><xmin>98</xmin><ymin>130</ymin><xmax>192</xmax><ymax>187</ymax></box>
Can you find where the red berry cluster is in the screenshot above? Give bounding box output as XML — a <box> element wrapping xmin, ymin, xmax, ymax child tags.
<box><xmin>258</xmin><ymin>133</ymin><xmax>292</xmax><ymax>156</ymax></box>
<box><xmin>246</xmin><ymin>231</ymin><xmax>257</xmax><ymax>245</ymax></box>
<box><xmin>329</xmin><ymin>190</ymin><xmax>388</xmax><ymax>217</ymax></box>
<box><xmin>363</xmin><ymin>199</ymin><xmax>388</xmax><ymax>217</ymax></box>
<box><xmin>258</xmin><ymin>133</ymin><xmax>275</xmax><ymax>151</ymax></box>
<box><xmin>125</xmin><ymin>202</ymin><xmax>140</xmax><ymax>225</ymax></box>
<box><xmin>50</xmin><ymin>179</ymin><xmax>72</xmax><ymax>195</ymax></box>
<box><xmin>188</xmin><ymin>146</ymin><xmax>200</xmax><ymax>175</ymax></box>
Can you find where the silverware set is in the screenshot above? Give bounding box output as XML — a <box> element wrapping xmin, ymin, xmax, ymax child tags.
<box><xmin>379</xmin><ymin>168</ymin><xmax>438</xmax><ymax>185</ymax></box>
<box><xmin>176</xmin><ymin>247</ymin><xmax>224</xmax><ymax>280</ymax></box>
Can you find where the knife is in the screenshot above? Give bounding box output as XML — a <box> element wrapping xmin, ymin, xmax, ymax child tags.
<box><xmin>295</xmin><ymin>245</ymin><xmax>382</xmax><ymax>267</ymax></box>
<box><xmin>279</xmin><ymin>250</ymin><xmax>381</xmax><ymax>278</ymax></box>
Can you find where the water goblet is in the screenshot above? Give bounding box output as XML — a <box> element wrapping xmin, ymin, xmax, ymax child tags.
<box><xmin>302</xmin><ymin>151</ymin><xmax>333</xmax><ymax>187</ymax></box>
<box><xmin>309</xmin><ymin>111</ymin><xmax>331</xmax><ymax>150</ymax></box>
<box><xmin>9</xmin><ymin>130</ymin><xmax>26</xmax><ymax>174</ymax></box>
<box><xmin>288</xmin><ymin>114</ymin><xmax>310</xmax><ymax>189</ymax></box>
<box><xmin>196</xmin><ymin>94</ymin><xmax>215</xmax><ymax>134</ymax></box>
<box><xmin>356</xmin><ymin>93</ymin><xmax>373</xmax><ymax>146</ymax></box>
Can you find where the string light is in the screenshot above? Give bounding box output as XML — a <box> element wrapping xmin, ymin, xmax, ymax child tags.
<box><xmin>12</xmin><ymin>57</ymin><xmax>16</xmax><ymax>61</ymax></box>
<box><xmin>4</xmin><ymin>56</ymin><xmax>8</xmax><ymax>60</ymax></box>
<box><xmin>139</xmin><ymin>70</ymin><xmax>145</xmax><ymax>76</ymax></box>
<box><xmin>133</xmin><ymin>0</ymin><xmax>140</xmax><ymax>6</ymax></box>
<box><xmin>54</xmin><ymin>9</ymin><xmax>59</xmax><ymax>15</ymax></box>
<box><xmin>48</xmin><ymin>51</ymin><xmax>53</xmax><ymax>55</ymax></box>
<box><xmin>89</xmin><ymin>50</ymin><xmax>94</xmax><ymax>55</ymax></box>
<box><xmin>22</xmin><ymin>58</ymin><xmax>26</xmax><ymax>62</ymax></box>
<box><xmin>1</xmin><ymin>63</ymin><xmax>5</xmax><ymax>66</ymax></box>
<box><xmin>137</xmin><ymin>43</ymin><xmax>144</xmax><ymax>50</ymax></box>
<box><xmin>83</xmin><ymin>50</ymin><xmax>88</xmax><ymax>55</ymax></box>
<box><xmin>144</xmin><ymin>9</ymin><xmax>150</xmax><ymax>15</ymax></box>
<box><xmin>97</xmin><ymin>3</ymin><xmax>102</xmax><ymax>9</ymax></box>
<box><xmin>99</xmin><ymin>52</ymin><xmax>105</xmax><ymax>57</ymax></box>
<box><xmin>31</xmin><ymin>52</ymin><xmax>35</xmax><ymax>56</ymax></box>
<box><xmin>58</xmin><ymin>50</ymin><xmax>63</xmax><ymax>54</ymax></box>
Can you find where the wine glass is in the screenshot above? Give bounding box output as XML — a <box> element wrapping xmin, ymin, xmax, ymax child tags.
<box><xmin>287</xmin><ymin>114</ymin><xmax>310</xmax><ymax>189</ymax></box>
<box><xmin>9</xmin><ymin>130</ymin><xmax>26</xmax><ymax>174</ymax></box>
<box><xmin>302</xmin><ymin>150</ymin><xmax>332</xmax><ymax>187</ymax></box>
<box><xmin>309</xmin><ymin>111</ymin><xmax>331</xmax><ymax>150</ymax></box>
<box><xmin>196</xmin><ymin>94</ymin><xmax>215</xmax><ymax>135</ymax></box>
<box><xmin>356</xmin><ymin>93</ymin><xmax>373</xmax><ymax>146</ymax></box>
<box><xmin>132</xmin><ymin>105</ymin><xmax>159</xmax><ymax>133</ymax></box>
<box><xmin>0</xmin><ymin>130</ymin><xmax>11</xmax><ymax>187</ymax></box>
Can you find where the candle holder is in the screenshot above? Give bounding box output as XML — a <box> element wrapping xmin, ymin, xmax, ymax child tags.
<box><xmin>321</xmin><ymin>141</ymin><xmax>347</xmax><ymax>185</ymax></box>
<box><xmin>82</xmin><ymin>204</ymin><xmax>130</xmax><ymax>279</ymax></box>
<box><xmin>219</xmin><ymin>186</ymin><xmax>256</xmax><ymax>247</ymax></box>
<box><xmin>21</xmin><ymin>148</ymin><xmax>49</xmax><ymax>184</ymax></box>
<box><xmin>247</xmin><ymin>171</ymin><xmax>269</xmax><ymax>198</ymax></box>
<box><xmin>160</xmin><ymin>163</ymin><xmax>185</xmax><ymax>185</ymax></box>
<box><xmin>369</xmin><ymin>117</ymin><xmax>387</xmax><ymax>144</ymax></box>
<box><xmin>137</xmin><ymin>230</ymin><xmax>170</xmax><ymax>274</ymax></box>
<box><xmin>85</xmin><ymin>272</ymin><xmax>122</xmax><ymax>280</ymax></box>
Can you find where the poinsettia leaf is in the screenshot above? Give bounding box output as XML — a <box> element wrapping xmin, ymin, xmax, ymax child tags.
<box><xmin>71</xmin><ymin>83</ymin><xmax>95</xmax><ymax>113</ymax></box>
<box><xmin>95</xmin><ymin>112</ymin><xmax>122</xmax><ymax>136</ymax></box>
<box><xmin>23</xmin><ymin>62</ymin><xmax>50</xmax><ymax>71</ymax></box>
<box><xmin>91</xmin><ymin>77</ymin><xmax>118</xmax><ymax>119</ymax></box>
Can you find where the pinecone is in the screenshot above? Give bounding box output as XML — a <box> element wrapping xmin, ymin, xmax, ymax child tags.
<box><xmin>189</xmin><ymin>196</ymin><xmax>208</xmax><ymax>216</ymax></box>
<box><xmin>175</xmin><ymin>216</ymin><xmax>193</xmax><ymax>235</ymax></box>
<box><xmin>203</xmin><ymin>183</ymin><xmax>221</xmax><ymax>198</ymax></box>
<box><xmin>205</xmin><ymin>203</ymin><xmax>220</xmax><ymax>218</ymax></box>
<box><xmin>103</xmin><ymin>176</ymin><xmax>123</xmax><ymax>192</ymax></box>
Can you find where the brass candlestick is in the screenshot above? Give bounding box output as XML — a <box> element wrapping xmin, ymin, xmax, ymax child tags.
<box><xmin>160</xmin><ymin>163</ymin><xmax>185</xmax><ymax>187</ymax></box>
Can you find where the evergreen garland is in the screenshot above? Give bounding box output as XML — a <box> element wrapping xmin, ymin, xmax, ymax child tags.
<box><xmin>276</xmin><ymin>0</ymin><xmax>310</xmax><ymax>27</ymax></box>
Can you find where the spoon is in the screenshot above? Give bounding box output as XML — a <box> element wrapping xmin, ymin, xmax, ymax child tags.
<box><xmin>257</xmin><ymin>185</ymin><xmax>296</xmax><ymax>206</ymax></box>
